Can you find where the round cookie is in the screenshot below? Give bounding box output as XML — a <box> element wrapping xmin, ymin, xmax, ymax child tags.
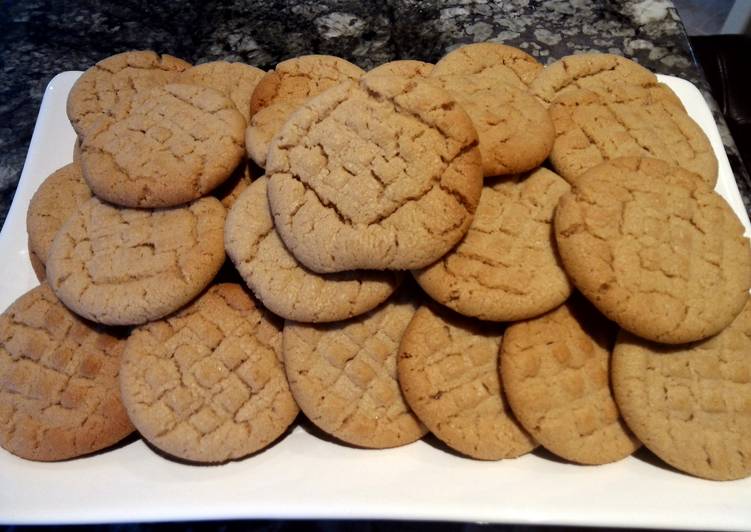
<box><xmin>26</xmin><ymin>163</ymin><xmax>93</xmax><ymax>264</ymax></box>
<box><xmin>399</xmin><ymin>305</ymin><xmax>537</xmax><ymax>460</ymax></box>
<box><xmin>46</xmin><ymin>196</ymin><xmax>226</xmax><ymax>326</ymax></box>
<box><xmin>529</xmin><ymin>53</ymin><xmax>658</xmax><ymax>106</ymax></box>
<box><xmin>80</xmin><ymin>83</ymin><xmax>245</xmax><ymax>208</ymax></box>
<box><xmin>283</xmin><ymin>294</ymin><xmax>426</xmax><ymax>448</ymax></box>
<box><xmin>213</xmin><ymin>158</ymin><xmax>253</xmax><ymax>209</ymax></box>
<box><xmin>178</xmin><ymin>61</ymin><xmax>266</xmax><ymax>124</ymax></box>
<box><xmin>367</xmin><ymin>60</ymin><xmax>434</xmax><ymax>80</ymax></box>
<box><xmin>67</xmin><ymin>50</ymin><xmax>190</xmax><ymax>139</ymax></box>
<box><xmin>612</xmin><ymin>299</ymin><xmax>751</xmax><ymax>480</ymax></box>
<box><xmin>267</xmin><ymin>75</ymin><xmax>483</xmax><ymax>273</ymax></box>
<box><xmin>555</xmin><ymin>157</ymin><xmax>751</xmax><ymax>344</ymax></box>
<box><xmin>0</xmin><ymin>283</ymin><xmax>134</xmax><ymax>461</ymax></box>
<box><xmin>432</xmin><ymin>43</ymin><xmax>542</xmax><ymax>88</ymax></box>
<box><xmin>413</xmin><ymin>168</ymin><xmax>572</xmax><ymax>322</ymax></box>
<box><xmin>501</xmin><ymin>296</ymin><xmax>640</xmax><ymax>465</ymax></box>
<box><xmin>120</xmin><ymin>283</ymin><xmax>298</xmax><ymax>463</ymax></box>
<box><xmin>225</xmin><ymin>177</ymin><xmax>401</xmax><ymax>322</ymax></box>
<box><xmin>246</xmin><ymin>55</ymin><xmax>365</xmax><ymax>167</ymax></box>
<box><xmin>430</xmin><ymin>74</ymin><xmax>554</xmax><ymax>176</ymax></box>
<box><xmin>549</xmin><ymin>84</ymin><xmax>717</xmax><ymax>187</ymax></box>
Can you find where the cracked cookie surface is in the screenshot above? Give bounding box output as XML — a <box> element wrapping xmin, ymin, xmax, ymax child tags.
<box><xmin>267</xmin><ymin>75</ymin><xmax>483</xmax><ymax>273</ymax></box>
<box><xmin>549</xmin><ymin>84</ymin><xmax>717</xmax><ymax>187</ymax></box>
<box><xmin>178</xmin><ymin>61</ymin><xmax>265</xmax><ymax>125</ymax></box>
<box><xmin>0</xmin><ymin>283</ymin><xmax>133</xmax><ymax>461</ymax></box>
<box><xmin>555</xmin><ymin>157</ymin><xmax>751</xmax><ymax>344</ymax></box>
<box><xmin>67</xmin><ymin>50</ymin><xmax>190</xmax><ymax>139</ymax></box>
<box><xmin>26</xmin><ymin>163</ymin><xmax>93</xmax><ymax>264</ymax></box>
<box><xmin>430</xmin><ymin>74</ymin><xmax>553</xmax><ymax>176</ymax></box>
<box><xmin>413</xmin><ymin>168</ymin><xmax>571</xmax><ymax>322</ymax></box>
<box><xmin>46</xmin><ymin>196</ymin><xmax>226</xmax><ymax>326</ymax></box>
<box><xmin>81</xmin><ymin>83</ymin><xmax>245</xmax><ymax>208</ymax></box>
<box><xmin>432</xmin><ymin>43</ymin><xmax>542</xmax><ymax>88</ymax></box>
<box><xmin>367</xmin><ymin>60</ymin><xmax>434</xmax><ymax>80</ymax></box>
<box><xmin>501</xmin><ymin>296</ymin><xmax>640</xmax><ymax>465</ymax></box>
<box><xmin>283</xmin><ymin>293</ymin><xmax>426</xmax><ymax>448</ymax></box>
<box><xmin>120</xmin><ymin>283</ymin><xmax>297</xmax><ymax>463</ymax></box>
<box><xmin>399</xmin><ymin>305</ymin><xmax>536</xmax><ymax>460</ymax></box>
<box><xmin>529</xmin><ymin>53</ymin><xmax>658</xmax><ymax>107</ymax></box>
<box><xmin>225</xmin><ymin>177</ymin><xmax>401</xmax><ymax>322</ymax></box>
<box><xmin>612</xmin><ymin>299</ymin><xmax>751</xmax><ymax>480</ymax></box>
<box><xmin>246</xmin><ymin>55</ymin><xmax>364</xmax><ymax>167</ymax></box>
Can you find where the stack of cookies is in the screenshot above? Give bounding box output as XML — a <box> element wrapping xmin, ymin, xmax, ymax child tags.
<box><xmin>1</xmin><ymin>45</ymin><xmax>749</xmax><ymax>482</ymax></box>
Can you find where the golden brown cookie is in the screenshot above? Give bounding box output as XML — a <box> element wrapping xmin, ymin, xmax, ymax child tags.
<box><xmin>501</xmin><ymin>296</ymin><xmax>640</xmax><ymax>465</ymax></box>
<box><xmin>0</xmin><ymin>283</ymin><xmax>133</xmax><ymax>461</ymax></box>
<box><xmin>555</xmin><ymin>157</ymin><xmax>751</xmax><ymax>344</ymax></box>
<box><xmin>399</xmin><ymin>305</ymin><xmax>537</xmax><ymax>460</ymax></box>
<box><xmin>80</xmin><ymin>83</ymin><xmax>245</xmax><ymax>208</ymax></box>
<box><xmin>225</xmin><ymin>177</ymin><xmax>401</xmax><ymax>322</ymax></box>
<box><xmin>246</xmin><ymin>55</ymin><xmax>365</xmax><ymax>167</ymax></box>
<box><xmin>612</xmin><ymin>299</ymin><xmax>751</xmax><ymax>480</ymax></box>
<box><xmin>367</xmin><ymin>60</ymin><xmax>434</xmax><ymax>80</ymax></box>
<box><xmin>549</xmin><ymin>84</ymin><xmax>717</xmax><ymax>187</ymax></box>
<box><xmin>119</xmin><ymin>283</ymin><xmax>298</xmax><ymax>463</ymax></box>
<box><xmin>26</xmin><ymin>163</ymin><xmax>93</xmax><ymax>264</ymax></box>
<box><xmin>432</xmin><ymin>43</ymin><xmax>542</xmax><ymax>88</ymax></box>
<box><xmin>283</xmin><ymin>294</ymin><xmax>426</xmax><ymax>448</ymax></box>
<box><xmin>46</xmin><ymin>196</ymin><xmax>226</xmax><ymax>326</ymax></box>
<box><xmin>178</xmin><ymin>61</ymin><xmax>265</xmax><ymax>124</ymax></box>
<box><xmin>213</xmin><ymin>158</ymin><xmax>253</xmax><ymax>209</ymax></box>
<box><xmin>267</xmin><ymin>75</ymin><xmax>483</xmax><ymax>273</ymax></box>
<box><xmin>430</xmin><ymin>75</ymin><xmax>554</xmax><ymax>176</ymax></box>
<box><xmin>413</xmin><ymin>168</ymin><xmax>572</xmax><ymax>322</ymax></box>
<box><xmin>529</xmin><ymin>53</ymin><xmax>658</xmax><ymax>106</ymax></box>
<box><xmin>67</xmin><ymin>50</ymin><xmax>190</xmax><ymax>138</ymax></box>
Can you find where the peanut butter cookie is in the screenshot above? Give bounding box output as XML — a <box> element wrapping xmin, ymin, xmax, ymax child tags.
<box><xmin>367</xmin><ymin>60</ymin><xmax>434</xmax><ymax>80</ymax></box>
<box><xmin>26</xmin><ymin>163</ymin><xmax>93</xmax><ymax>264</ymax></box>
<box><xmin>555</xmin><ymin>157</ymin><xmax>751</xmax><ymax>344</ymax></box>
<box><xmin>612</xmin><ymin>299</ymin><xmax>751</xmax><ymax>480</ymax></box>
<box><xmin>501</xmin><ymin>296</ymin><xmax>640</xmax><ymax>465</ymax></box>
<box><xmin>549</xmin><ymin>84</ymin><xmax>717</xmax><ymax>187</ymax></box>
<box><xmin>267</xmin><ymin>75</ymin><xmax>483</xmax><ymax>273</ymax></box>
<box><xmin>81</xmin><ymin>83</ymin><xmax>245</xmax><ymax>208</ymax></box>
<box><xmin>46</xmin><ymin>197</ymin><xmax>226</xmax><ymax>326</ymax></box>
<box><xmin>120</xmin><ymin>283</ymin><xmax>298</xmax><ymax>463</ymax></box>
<box><xmin>67</xmin><ymin>50</ymin><xmax>190</xmax><ymax>139</ymax></box>
<box><xmin>432</xmin><ymin>43</ymin><xmax>542</xmax><ymax>88</ymax></box>
<box><xmin>0</xmin><ymin>283</ymin><xmax>133</xmax><ymax>461</ymax></box>
<box><xmin>413</xmin><ymin>168</ymin><xmax>572</xmax><ymax>322</ymax></box>
<box><xmin>246</xmin><ymin>55</ymin><xmax>365</xmax><ymax>167</ymax></box>
<box><xmin>225</xmin><ymin>177</ymin><xmax>401</xmax><ymax>322</ymax></box>
<box><xmin>399</xmin><ymin>305</ymin><xmax>537</xmax><ymax>460</ymax></box>
<box><xmin>283</xmin><ymin>294</ymin><xmax>426</xmax><ymax>448</ymax></box>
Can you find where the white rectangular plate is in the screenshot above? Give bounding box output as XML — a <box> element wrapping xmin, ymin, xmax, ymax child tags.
<box><xmin>0</xmin><ymin>72</ymin><xmax>750</xmax><ymax>528</ymax></box>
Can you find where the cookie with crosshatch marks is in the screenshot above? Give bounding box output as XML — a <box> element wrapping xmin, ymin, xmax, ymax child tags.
<box><xmin>46</xmin><ymin>196</ymin><xmax>226</xmax><ymax>326</ymax></box>
<box><xmin>245</xmin><ymin>55</ymin><xmax>365</xmax><ymax>167</ymax></box>
<box><xmin>555</xmin><ymin>157</ymin><xmax>751</xmax><ymax>344</ymax></box>
<box><xmin>266</xmin><ymin>74</ymin><xmax>483</xmax><ymax>273</ymax></box>
<box><xmin>283</xmin><ymin>294</ymin><xmax>426</xmax><ymax>448</ymax></box>
<box><xmin>67</xmin><ymin>50</ymin><xmax>191</xmax><ymax>139</ymax></box>
<box><xmin>225</xmin><ymin>176</ymin><xmax>401</xmax><ymax>322</ymax></box>
<box><xmin>501</xmin><ymin>296</ymin><xmax>640</xmax><ymax>465</ymax></box>
<box><xmin>612</xmin><ymin>299</ymin><xmax>751</xmax><ymax>480</ymax></box>
<box><xmin>119</xmin><ymin>283</ymin><xmax>298</xmax><ymax>463</ymax></box>
<box><xmin>413</xmin><ymin>167</ymin><xmax>572</xmax><ymax>322</ymax></box>
<box><xmin>80</xmin><ymin>83</ymin><xmax>245</xmax><ymax>208</ymax></box>
<box><xmin>398</xmin><ymin>304</ymin><xmax>537</xmax><ymax>460</ymax></box>
<box><xmin>432</xmin><ymin>43</ymin><xmax>542</xmax><ymax>88</ymax></box>
<box><xmin>0</xmin><ymin>283</ymin><xmax>133</xmax><ymax>461</ymax></box>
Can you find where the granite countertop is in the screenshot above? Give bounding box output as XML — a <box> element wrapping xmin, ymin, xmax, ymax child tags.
<box><xmin>1</xmin><ymin>0</ymin><xmax>748</xmax><ymax>230</ymax></box>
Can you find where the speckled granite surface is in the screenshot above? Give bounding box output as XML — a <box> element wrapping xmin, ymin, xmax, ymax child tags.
<box><xmin>1</xmin><ymin>0</ymin><xmax>749</xmax><ymax>230</ymax></box>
